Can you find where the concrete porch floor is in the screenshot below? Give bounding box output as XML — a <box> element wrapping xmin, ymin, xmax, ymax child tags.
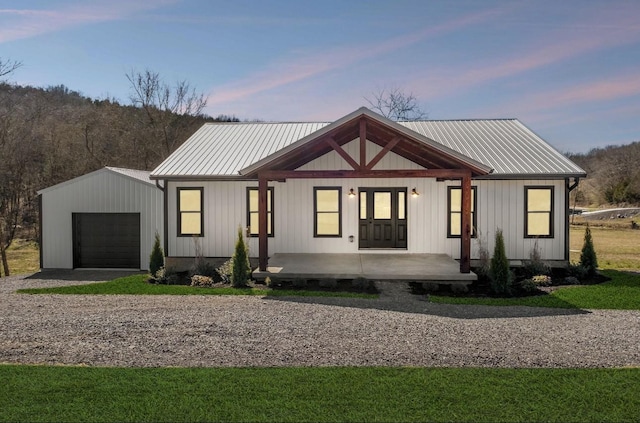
<box><xmin>252</xmin><ymin>253</ymin><xmax>477</xmax><ymax>283</ymax></box>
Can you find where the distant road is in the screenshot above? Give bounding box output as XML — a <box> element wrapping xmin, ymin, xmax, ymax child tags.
<box><xmin>580</xmin><ymin>208</ymin><xmax>640</xmax><ymax>220</ymax></box>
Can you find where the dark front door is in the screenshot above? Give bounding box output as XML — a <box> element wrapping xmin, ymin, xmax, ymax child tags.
<box><xmin>358</xmin><ymin>188</ymin><xmax>407</xmax><ymax>248</ymax></box>
<box><xmin>72</xmin><ymin>213</ymin><xmax>141</xmax><ymax>269</ymax></box>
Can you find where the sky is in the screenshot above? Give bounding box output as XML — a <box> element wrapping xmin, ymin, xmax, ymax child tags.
<box><xmin>1</xmin><ymin>0</ymin><xmax>639</xmax><ymax>153</ymax></box>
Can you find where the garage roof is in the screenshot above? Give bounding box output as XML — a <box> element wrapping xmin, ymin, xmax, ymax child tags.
<box><xmin>38</xmin><ymin>167</ymin><xmax>153</xmax><ymax>195</ymax></box>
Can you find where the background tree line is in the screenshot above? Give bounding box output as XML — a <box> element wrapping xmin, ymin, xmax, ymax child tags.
<box><xmin>568</xmin><ymin>143</ymin><xmax>640</xmax><ymax>207</ymax></box>
<box><xmin>0</xmin><ymin>60</ymin><xmax>237</xmax><ymax>276</ymax></box>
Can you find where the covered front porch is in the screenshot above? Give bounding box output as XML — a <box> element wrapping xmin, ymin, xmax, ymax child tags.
<box><xmin>252</xmin><ymin>253</ymin><xmax>477</xmax><ymax>285</ymax></box>
<box><xmin>241</xmin><ymin>108</ymin><xmax>493</xmax><ymax>275</ymax></box>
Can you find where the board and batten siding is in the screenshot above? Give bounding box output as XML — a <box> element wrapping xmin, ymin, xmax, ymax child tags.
<box><xmin>40</xmin><ymin>169</ymin><xmax>163</xmax><ymax>270</ymax></box>
<box><xmin>168</xmin><ymin>139</ymin><xmax>567</xmax><ymax>262</ymax></box>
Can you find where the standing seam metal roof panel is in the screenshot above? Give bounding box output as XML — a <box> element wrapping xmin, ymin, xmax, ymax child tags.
<box><xmin>150</xmin><ymin>118</ymin><xmax>585</xmax><ymax>178</ymax></box>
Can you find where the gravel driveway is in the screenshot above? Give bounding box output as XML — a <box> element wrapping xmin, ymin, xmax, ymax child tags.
<box><xmin>1</xmin><ymin>271</ymin><xmax>639</xmax><ymax>368</ymax></box>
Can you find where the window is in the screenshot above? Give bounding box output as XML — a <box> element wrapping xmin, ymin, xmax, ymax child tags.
<box><xmin>177</xmin><ymin>187</ymin><xmax>203</xmax><ymax>237</ymax></box>
<box><xmin>447</xmin><ymin>186</ymin><xmax>477</xmax><ymax>238</ymax></box>
<box><xmin>525</xmin><ymin>186</ymin><xmax>554</xmax><ymax>238</ymax></box>
<box><xmin>314</xmin><ymin>187</ymin><xmax>342</xmax><ymax>237</ymax></box>
<box><xmin>247</xmin><ymin>187</ymin><xmax>274</xmax><ymax>237</ymax></box>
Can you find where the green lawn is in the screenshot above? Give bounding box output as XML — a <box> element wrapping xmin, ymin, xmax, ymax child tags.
<box><xmin>19</xmin><ymin>270</ymin><xmax>640</xmax><ymax>310</ymax></box>
<box><xmin>1</xmin><ymin>365</ymin><xmax>638</xmax><ymax>423</ymax></box>
<box><xmin>17</xmin><ymin>274</ymin><xmax>377</xmax><ymax>299</ymax></box>
<box><xmin>431</xmin><ymin>269</ymin><xmax>640</xmax><ymax>310</ymax></box>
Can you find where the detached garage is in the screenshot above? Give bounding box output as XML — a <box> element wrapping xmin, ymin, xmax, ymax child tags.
<box><xmin>38</xmin><ymin>167</ymin><xmax>164</xmax><ymax>270</ymax></box>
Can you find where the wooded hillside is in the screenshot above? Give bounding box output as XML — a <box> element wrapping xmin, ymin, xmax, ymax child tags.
<box><xmin>0</xmin><ymin>74</ymin><xmax>237</xmax><ymax>275</ymax></box>
<box><xmin>568</xmin><ymin>142</ymin><xmax>640</xmax><ymax>207</ymax></box>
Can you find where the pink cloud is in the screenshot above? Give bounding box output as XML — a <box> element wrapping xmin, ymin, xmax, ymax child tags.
<box><xmin>205</xmin><ymin>7</ymin><xmax>506</xmax><ymax>110</ymax></box>
<box><xmin>544</xmin><ymin>74</ymin><xmax>640</xmax><ymax>105</ymax></box>
<box><xmin>404</xmin><ymin>5</ymin><xmax>640</xmax><ymax>101</ymax></box>
<box><xmin>0</xmin><ymin>1</ymin><xmax>177</xmax><ymax>44</ymax></box>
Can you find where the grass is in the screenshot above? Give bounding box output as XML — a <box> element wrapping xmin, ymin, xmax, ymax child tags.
<box><xmin>0</xmin><ymin>365</ymin><xmax>638</xmax><ymax>422</ymax></box>
<box><xmin>570</xmin><ymin>223</ymin><xmax>640</xmax><ymax>271</ymax></box>
<box><xmin>5</xmin><ymin>239</ymin><xmax>39</xmax><ymax>276</ymax></box>
<box><xmin>431</xmin><ymin>269</ymin><xmax>640</xmax><ymax>310</ymax></box>
<box><xmin>429</xmin><ymin>223</ymin><xmax>640</xmax><ymax>309</ymax></box>
<box><xmin>17</xmin><ymin>273</ymin><xmax>377</xmax><ymax>299</ymax></box>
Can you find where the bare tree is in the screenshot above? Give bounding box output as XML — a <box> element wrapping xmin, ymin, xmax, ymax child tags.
<box><xmin>0</xmin><ymin>58</ymin><xmax>22</xmax><ymax>79</ymax></box>
<box><xmin>365</xmin><ymin>87</ymin><xmax>427</xmax><ymax>121</ymax></box>
<box><xmin>0</xmin><ymin>90</ymin><xmax>43</xmax><ymax>276</ymax></box>
<box><xmin>126</xmin><ymin>69</ymin><xmax>208</xmax><ymax>161</ymax></box>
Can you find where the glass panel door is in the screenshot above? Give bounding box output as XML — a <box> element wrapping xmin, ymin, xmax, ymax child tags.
<box><xmin>358</xmin><ymin>188</ymin><xmax>407</xmax><ymax>249</ymax></box>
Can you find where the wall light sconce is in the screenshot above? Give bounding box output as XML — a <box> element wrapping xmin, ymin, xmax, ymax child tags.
<box><xmin>411</xmin><ymin>187</ymin><xmax>420</xmax><ymax>197</ymax></box>
<box><xmin>348</xmin><ymin>188</ymin><xmax>356</xmax><ymax>197</ymax></box>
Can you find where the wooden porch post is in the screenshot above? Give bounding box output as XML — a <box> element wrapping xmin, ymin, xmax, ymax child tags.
<box><xmin>460</xmin><ymin>172</ymin><xmax>472</xmax><ymax>273</ymax></box>
<box><xmin>258</xmin><ymin>175</ymin><xmax>268</xmax><ymax>271</ymax></box>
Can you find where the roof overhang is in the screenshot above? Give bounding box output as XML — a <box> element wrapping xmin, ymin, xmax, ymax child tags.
<box><xmin>239</xmin><ymin>107</ymin><xmax>493</xmax><ymax>178</ymax></box>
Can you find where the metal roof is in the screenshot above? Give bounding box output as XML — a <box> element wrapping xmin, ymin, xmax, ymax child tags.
<box><xmin>401</xmin><ymin>119</ymin><xmax>585</xmax><ymax>177</ymax></box>
<box><xmin>150</xmin><ymin>108</ymin><xmax>585</xmax><ymax>179</ymax></box>
<box><xmin>106</xmin><ymin>167</ymin><xmax>154</xmax><ymax>185</ymax></box>
<box><xmin>239</xmin><ymin>107</ymin><xmax>493</xmax><ymax>177</ymax></box>
<box><xmin>151</xmin><ymin>122</ymin><xmax>328</xmax><ymax>179</ymax></box>
<box><xmin>38</xmin><ymin>167</ymin><xmax>153</xmax><ymax>195</ymax></box>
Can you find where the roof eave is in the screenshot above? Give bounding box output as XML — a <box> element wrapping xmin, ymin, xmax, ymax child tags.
<box><xmin>475</xmin><ymin>172</ymin><xmax>587</xmax><ymax>180</ymax></box>
<box><xmin>38</xmin><ymin>167</ymin><xmax>154</xmax><ymax>195</ymax></box>
<box><xmin>150</xmin><ymin>174</ymin><xmax>257</xmax><ymax>181</ymax></box>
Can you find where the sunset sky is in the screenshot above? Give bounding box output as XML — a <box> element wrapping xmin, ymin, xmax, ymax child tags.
<box><xmin>2</xmin><ymin>0</ymin><xmax>639</xmax><ymax>153</ymax></box>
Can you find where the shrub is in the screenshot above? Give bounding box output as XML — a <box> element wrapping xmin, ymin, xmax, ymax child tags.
<box><xmin>518</xmin><ymin>278</ymin><xmax>538</xmax><ymax>294</ymax></box>
<box><xmin>192</xmin><ymin>260</ymin><xmax>218</xmax><ymax>279</ymax></box>
<box><xmin>564</xmin><ymin>276</ymin><xmax>580</xmax><ymax>285</ymax></box>
<box><xmin>522</xmin><ymin>240</ymin><xmax>550</xmax><ymax>278</ymax></box>
<box><xmin>152</xmin><ymin>267</ymin><xmax>179</xmax><ymax>285</ymax></box>
<box><xmin>489</xmin><ymin>229</ymin><xmax>513</xmax><ymax>295</ymax></box>
<box><xmin>474</xmin><ymin>231</ymin><xmax>491</xmax><ymax>282</ymax></box>
<box><xmin>216</xmin><ymin>258</ymin><xmax>233</xmax><ymax>284</ymax></box>
<box><xmin>567</xmin><ymin>262</ymin><xmax>588</xmax><ymax>280</ymax></box>
<box><xmin>149</xmin><ymin>232</ymin><xmax>164</xmax><ymax>276</ymax></box>
<box><xmin>231</xmin><ymin>227</ymin><xmax>251</xmax><ymax>288</ymax></box>
<box><xmin>532</xmin><ymin>275</ymin><xmax>552</xmax><ymax>286</ymax></box>
<box><xmin>264</xmin><ymin>276</ymin><xmax>282</xmax><ymax>288</ymax></box>
<box><xmin>579</xmin><ymin>224</ymin><xmax>598</xmax><ymax>277</ymax></box>
<box><xmin>190</xmin><ymin>274</ymin><xmax>214</xmax><ymax>287</ymax></box>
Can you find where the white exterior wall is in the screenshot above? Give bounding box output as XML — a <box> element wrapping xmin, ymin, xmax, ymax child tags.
<box><xmin>167</xmin><ymin>139</ymin><xmax>567</xmax><ymax>261</ymax></box>
<box><xmin>40</xmin><ymin>169</ymin><xmax>164</xmax><ymax>270</ymax></box>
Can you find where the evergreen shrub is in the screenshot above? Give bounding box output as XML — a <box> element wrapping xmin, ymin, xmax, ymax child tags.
<box><xmin>231</xmin><ymin>226</ymin><xmax>251</xmax><ymax>287</ymax></box>
<box><xmin>580</xmin><ymin>224</ymin><xmax>598</xmax><ymax>277</ymax></box>
<box><xmin>149</xmin><ymin>232</ymin><xmax>164</xmax><ymax>276</ymax></box>
<box><xmin>489</xmin><ymin>229</ymin><xmax>512</xmax><ymax>295</ymax></box>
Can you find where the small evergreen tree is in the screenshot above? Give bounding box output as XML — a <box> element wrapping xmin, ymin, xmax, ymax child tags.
<box><xmin>149</xmin><ymin>232</ymin><xmax>164</xmax><ymax>276</ymax></box>
<box><xmin>231</xmin><ymin>226</ymin><xmax>251</xmax><ymax>288</ymax></box>
<box><xmin>580</xmin><ymin>224</ymin><xmax>598</xmax><ymax>277</ymax></box>
<box><xmin>490</xmin><ymin>229</ymin><xmax>512</xmax><ymax>295</ymax></box>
